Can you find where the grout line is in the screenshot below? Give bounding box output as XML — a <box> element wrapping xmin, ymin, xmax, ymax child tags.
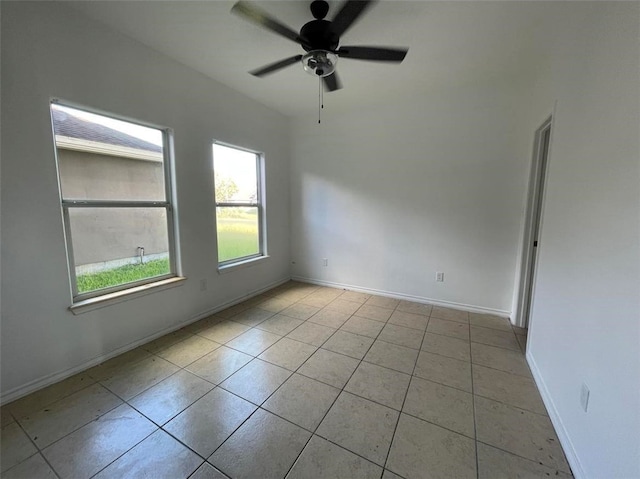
<box><xmin>468</xmin><ymin>310</ymin><xmax>480</xmax><ymax>479</ymax></box>
<box><xmin>381</xmin><ymin>304</ymin><xmax>429</xmax><ymax>474</ymax></box>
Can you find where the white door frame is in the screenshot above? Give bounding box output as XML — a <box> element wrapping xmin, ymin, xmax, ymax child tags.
<box><xmin>513</xmin><ymin>115</ymin><xmax>554</xmax><ymax>329</ymax></box>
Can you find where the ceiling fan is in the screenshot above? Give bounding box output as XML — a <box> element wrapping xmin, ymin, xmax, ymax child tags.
<box><xmin>231</xmin><ymin>0</ymin><xmax>409</xmax><ymax>92</ymax></box>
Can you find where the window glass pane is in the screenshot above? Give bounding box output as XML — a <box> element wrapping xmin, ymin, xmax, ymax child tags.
<box><xmin>68</xmin><ymin>207</ymin><xmax>170</xmax><ymax>294</ymax></box>
<box><xmin>213</xmin><ymin>144</ymin><xmax>257</xmax><ymax>204</ymax></box>
<box><xmin>52</xmin><ymin>104</ymin><xmax>166</xmax><ymax>201</ymax></box>
<box><xmin>216</xmin><ymin>206</ymin><xmax>259</xmax><ymax>262</ymax></box>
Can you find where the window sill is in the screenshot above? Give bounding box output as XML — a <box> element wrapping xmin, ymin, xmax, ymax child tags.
<box><xmin>218</xmin><ymin>255</ymin><xmax>270</xmax><ymax>275</ymax></box>
<box><xmin>70</xmin><ymin>276</ymin><xmax>187</xmax><ymax>315</ymax></box>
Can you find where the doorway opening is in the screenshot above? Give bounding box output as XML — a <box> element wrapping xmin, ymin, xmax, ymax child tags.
<box><xmin>514</xmin><ymin>116</ymin><xmax>553</xmax><ymax>330</ymax></box>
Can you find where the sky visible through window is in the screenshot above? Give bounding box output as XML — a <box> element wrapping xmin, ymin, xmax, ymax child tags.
<box><xmin>213</xmin><ymin>144</ymin><xmax>257</xmax><ymax>203</ymax></box>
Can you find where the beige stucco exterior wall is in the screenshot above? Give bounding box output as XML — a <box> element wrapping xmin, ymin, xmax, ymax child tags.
<box><xmin>57</xmin><ymin>149</ymin><xmax>169</xmax><ymax>266</ymax></box>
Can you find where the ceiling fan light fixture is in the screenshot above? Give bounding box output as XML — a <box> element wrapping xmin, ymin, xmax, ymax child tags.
<box><xmin>302</xmin><ymin>50</ymin><xmax>337</xmax><ymax>77</ymax></box>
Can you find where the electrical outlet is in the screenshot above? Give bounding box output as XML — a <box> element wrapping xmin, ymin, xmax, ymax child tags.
<box><xmin>322</xmin><ymin>258</ymin><xmax>328</xmax><ymax>267</ymax></box>
<box><xmin>580</xmin><ymin>383</ymin><xmax>590</xmax><ymax>412</ymax></box>
<box><xmin>199</xmin><ymin>279</ymin><xmax>207</xmax><ymax>292</ymax></box>
<box><xmin>436</xmin><ymin>272</ymin><xmax>444</xmax><ymax>282</ymax></box>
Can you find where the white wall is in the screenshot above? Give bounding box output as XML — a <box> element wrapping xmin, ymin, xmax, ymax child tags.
<box><xmin>523</xmin><ymin>3</ymin><xmax>640</xmax><ymax>478</ymax></box>
<box><xmin>0</xmin><ymin>2</ymin><xmax>291</xmax><ymax>400</ymax></box>
<box><xmin>290</xmin><ymin>79</ymin><xmax>531</xmax><ymax>314</ymax></box>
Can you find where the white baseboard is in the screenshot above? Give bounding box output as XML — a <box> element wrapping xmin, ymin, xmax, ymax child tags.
<box><xmin>292</xmin><ymin>276</ymin><xmax>511</xmax><ymax>319</ymax></box>
<box><xmin>526</xmin><ymin>350</ymin><xmax>584</xmax><ymax>479</ymax></box>
<box><xmin>0</xmin><ymin>276</ymin><xmax>291</xmax><ymax>405</ymax></box>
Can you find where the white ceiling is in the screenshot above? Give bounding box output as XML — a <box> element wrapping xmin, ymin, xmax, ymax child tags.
<box><xmin>68</xmin><ymin>1</ymin><xmax>565</xmax><ymax>117</ymax></box>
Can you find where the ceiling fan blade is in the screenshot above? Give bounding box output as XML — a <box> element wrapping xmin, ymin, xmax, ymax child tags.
<box><xmin>231</xmin><ymin>1</ymin><xmax>307</xmax><ymax>46</ymax></box>
<box><xmin>323</xmin><ymin>72</ymin><xmax>343</xmax><ymax>92</ymax></box>
<box><xmin>250</xmin><ymin>55</ymin><xmax>303</xmax><ymax>77</ymax></box>
<box><xmin>337</xmin><ymin>46</ymin><xmax>408</xmax><ymax>62</ymax></box>
<box><xmin>330</xmin><ymin>0</ymin><xmax>375</xmax><ymax>38</ymax></box>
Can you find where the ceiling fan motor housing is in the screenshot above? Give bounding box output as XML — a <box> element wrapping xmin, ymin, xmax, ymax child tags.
<box><xmin>300</xmin><ymin>19</ymin><xmax>339</xmax><ymax>52</ymax></box>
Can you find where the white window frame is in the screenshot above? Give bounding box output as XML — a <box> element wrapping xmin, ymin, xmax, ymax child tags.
<box><xmin>51</xmin><ymin>99</ymin><xmax>180</xmax><ymax>304</ymax></box>
<box><xmin>213</xmin><ymin>141</ymin><xmax>266</xmax><ymax>268</ymax></box>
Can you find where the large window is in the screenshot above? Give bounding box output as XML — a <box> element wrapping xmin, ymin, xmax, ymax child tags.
<box><xmin>50</xmin><ymin>102</ymin><xmax>178</xmax><ymax>301</ymax></box>
<box><xmin>213</xmin><ymin>142</ymin><xmax>264</xmax><ymax>266</ymax></box>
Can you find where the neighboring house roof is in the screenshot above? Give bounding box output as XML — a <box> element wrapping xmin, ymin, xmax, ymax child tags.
<box><xmin>52</xmin><ymin>108</ymin><xmax>162</xmax><ymax>153</ymax></box>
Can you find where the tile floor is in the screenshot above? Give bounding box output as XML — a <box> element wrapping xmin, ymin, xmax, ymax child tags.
<box><xmin>0</xmin><ymin>281</ymin><xmax>572</xmax><ymax>479</ymax></box>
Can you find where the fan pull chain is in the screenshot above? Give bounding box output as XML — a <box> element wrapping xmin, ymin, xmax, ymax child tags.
<box><xmin>318</xmin><ymin>76</ymin><xmax>322</xmax><ymax>124</ymax></box>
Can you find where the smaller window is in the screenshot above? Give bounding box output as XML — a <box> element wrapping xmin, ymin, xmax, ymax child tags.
<box><xmin>213</xmin><ymin>142</ymin><xmax>264</xmax><ymax>266</ymax></box>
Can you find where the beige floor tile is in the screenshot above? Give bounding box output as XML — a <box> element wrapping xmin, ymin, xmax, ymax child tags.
<box><xmin>513</xmin><ymin>326</ymin><xmax>528</xmax><ymax>335</ymax></box>
<box><xmin>325</xmin><ymin>298</ymin><xmax>362</xmax><ymax>315</ymax></box>
<box><xmin>387</xmin><ymin>310</ymin><xmax>428</xmax><ymax>331</ymax></box>
<box><xmin>414</xmin><ymin>351</ymin><xmax>472</xmax><ymax>392</ymax></box>
<box><xmin>9</xmin><ymin>372</ymin><xmax>96</xmax><ymax>416</ymax></box>
<box><xmin>258</xmin><ymin>337</ymin><xmax>317</xmax><ymax>371</ymax></box>
<box><xmin>298</xmin><ymin>349</ymin><xmax>359</xmax><ymax>388</ymax></box>
<box><xmin>256</xmin><ymin>314</ymin><xmax>304</xmax><ymax>336</ymax></box>
<box><xmin>382</xmin><ymin>469</ymin><xmax>404</xmax><ymax>479</ymax></box>
<box><xmin>91</xmin><ymin>348</ymin><xmax>154</xmax><ymax>383</ymax></box>
<box><xmin>226</xmin><ymin>328</ymin><xmax>281</xmax><ymax>356</ymax></box>
<box><xmin>396</xmin><ymin>300</ymin><xmax>432</xmax><ymax>316</ymax></box>
<box><xmin>220</xmin><ymin>359</ymin><xmax>291</xmax><ymax>405</ymax></box>
<box><xmin>356</xmin><ymin>304</ymin><xmax>394</xmax><ymax>322</ymax></box>
<box><xmin>93</xmin><ymin>429</ymin><xmax>202</xmax><ymax>479</ymax></box>
<box><xmin>345</xmin><ymin>362</ymin><xmax>411</xmax><ymax>410</ymax></box>
<box><xmin>0</xmin><ymin>407</ymin><xmax>14</xmax><ymax>428</ymax></box>
<box><xmin>308</xmin><ymin>309</ymin><xmax>351</xmax><ymax>328</ymax></box>
<box><xmin>469</xmin><ymin>312</ymin><xmax>512</xmax><ymax>332</ymax></box>
<box><xmin>430</xmin><ymin>306</ymin><xmax>470</xmax><ymax>323</ymax></box>
<box><xmin>298</xmin><ymin>294</ymin><xmax>334</xmax><ymax>308</ymax></box>
<box><xmin>339</xmin><ymin>291</ymin><xmax>371</xmax><ymax>304</ymax></box>
<box><xmin>255</xmin><ymin>297</ymin><xmax>294</xmax><ymax>313</ymax></box>
<box><xmin>42</xmin><ymin>403</ymin><xmax>156</xmax><ymax>478</ymax></box>
<box><xmin>322</xmin><ymin>330</ymin><xmax>374</xmax><ymax>360</ymax></box>
<box><xmin>276</xmin><ymin>289</ymin><xmax>314</xmax><ymax>303</ymax></box>
<box><xmin>197</xmin><ymin>320</ymin><xmax>251</xmax><ymax>344</ymax></box>
<box><xmin>364</xmin><ymin>341</ymin><xmax>418</xmax><ymax>374</ymax></box>
<box><xmin>100</xmin><ymin>356</ymin><xmax>179</xmax><ymax>400</ymax></box>
<box><xmin>263</xmin><ymin>373</ymin><xmax>340</xmax><ymax>431</ymax></box>
<box><xmin>209</xmin><ymin>408</ymin><xmax>311</xmax><ymax>479</ymax></box>
<box><xmin>1</xmin><ymin>422</ymin><xmax>37</xmax><ymax>473</ymax></box>
<box><xmin>216</xmin><ymin>302</ymin><xmax>251</xmax><ymax>319</ymax></box>
<box><xmin>129</xmin><ymin>370</ymin><xmax>214</xmax><ymax>425</ymax></box>
<box><xmin>317</xmin><ymin>392</ymin><xmax>399</xmax><ymax>466</ymax></box>
<box><xmin>377</xmin><ymin>323</ymin><xmax>425</xmax><ymax>350</ymax></box>
<box><xmin>190</xmin><ymin>463</ymin><xmax>228</xmax><ymax>479</ymax></box>
<box><xmin>229</xmin><ymin>307</ymin><xmax>274</xmax><ymax>327</ymax></box>
<box><xmin>470</xmin><ymin>326</ymin><xmax>521</xmax><ymax>351</ymax></box>
<box><xmin>470</xmin><ymin>342</ymin><xmax>531</xmax><ymax>377</ymax></box>
<box><xmin>1</xmin><ymin>453</ymin><xmax>56</xmax><ymax>479</ymax></box>
<box><xmin>19</xmin><ymin>383</ymin><xmax>122</xmax><ymax>448</ymax></box>
<box><xmin>184</xmin><ymin>316</ymin><xmax>222</xmax><ymax>335</ymax></box>
<box><xmin>365</xmin><ymin>296</ymin><xmax>400</xmax><ymax>310</ymax></box>
<box><xmin>472</xmin><ymin>365</ymin><xmax>546</xmax><ymax>414</ymax></box>
<box><xmin>279</xmin><ymin>303</ymin><xmax>321</xmax><ymax>320</ymax></box>
<box><xmin>164</xmin><ymin>387</ymin><xmax>256</xmax><ymax>457</ymax></box>
<box><xmin>474</xmin><ymin>396</ymin><xmax>570</xmax><ymax>473</ymax></box>
<box><xmin>288</xmin><ymin>435</ymin><xmax>383</xmax><ymax>479</ymax></box>
<box><xmin>156</xmin><ymin>335</ymin><xmax>220</xmax><ymax>367</ymax></box>
<box><xmin>477</xmin><ymin>442</ymin><xmax>573</xmax><ymax>479</ymax></box>
<box><xmin>427</xmin><ymin>317</ymin><xmax>470</xmax><ymax>341</ymax></box>
<box><xmin>421</xmin><ymin>333</ymin><xmax>471</xmax><ymax>362</ymax></box>
<box><xmin>386</xmin><ymin>413</ymin><xmax>476</xmax><ymax>479</ymax></box>
<box><xmin>341</xmin><ymin>316</ymin><xmax>386</xmax><ymax>338</ymax></box>
<box><xmin>142</xmin><ymin>328</ymin><xmax>193</xmax><ymax>353</ymax></box>
<box><xmin>187</xmin><ymin>346</ymin><xmax>252</xmax><ymax>384</ymax></box>
<box><xmin>516</xmin><ymin>334</ymin><xmax>527</xmax><ymax>353</ymax></box>
<box><xmin>286</xmin><ymin>321</ymin><xmax>336</xmax><ymax>347</ymax></box>
<box><xmin>403</xmin><ymin>376</ymin><xmax>474</xmax><ymax>437</ymax></box>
